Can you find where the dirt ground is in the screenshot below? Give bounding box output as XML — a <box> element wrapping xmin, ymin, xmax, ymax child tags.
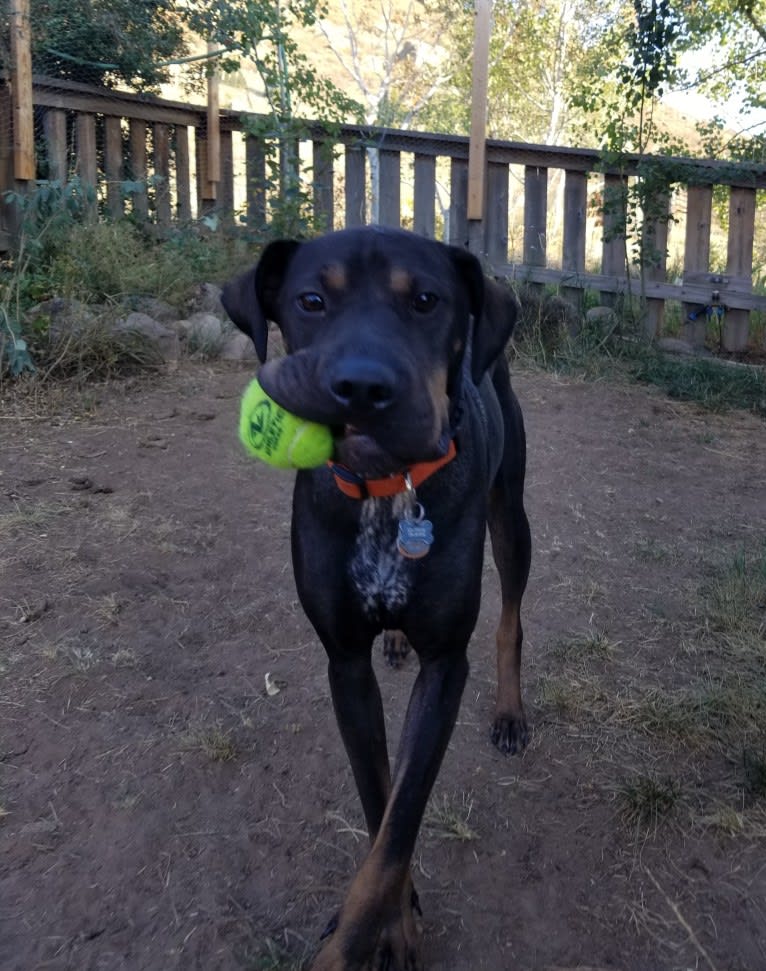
<box><xmin>2</xmin><ymin>361</ymin><xmax>765</xmax><ymax>971</ymax></box>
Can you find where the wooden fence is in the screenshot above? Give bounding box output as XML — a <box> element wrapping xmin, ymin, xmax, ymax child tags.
<box><xmin>1</xmin><ymin>74</ymin><xmax>765</xmax><ymax>351</ymax></box>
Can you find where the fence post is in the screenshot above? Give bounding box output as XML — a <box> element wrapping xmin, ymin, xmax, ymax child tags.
<box><xmin>601</xmin><ymin>173</ymin><xmax>627</xmax><ymax>307</ymax></box>
<box><xmin>154</xmin><ymin>123</ymin><xmax>172</xmax><ymax>225</ymax></box>
<box><xmin>0</xmin><ymin>87</ymin><xmax>15</xmax><ymax>249</ymax></box>
<box><xmin>313</xmin><ymin>138</ymin><xmax>334</xmax><ymax>232</ymax></box>
<box><xmin>103</xmin><ymin>117</ymin><xmax>123</xmax><ymax>219</ymax></box>
<box><xmin>378</xmin><ymin>149</ymin><xmax>401</xmax><ymax>228</ymax></box>
<box><xmin>523</xmin><ymin>165</ymin><xmax>547</xmax><ymax>272</ymax></box>
<box><xmin>204</xmin><ymin>42</ymin><xmax>220</xmax><ymax>205</ymax></box>
<box><xmin>413</xmin><ymin>153</ymin><xmax>436</xmax><ymax>238</ymax></box>
<box><xmin>724</xmin><ymin>186</ymin><xmax>755</xmax><ymax>352</ymax></box>
<box><xmin>246</xmin><ymin>134</ymin><xmax>267</xmax><ymax>230</ymax></box>
<box><xmin>43</xmin><ymin>109</ymin><xmax>67</xmax><ymax>183</ymax></box>
<box><xmin>10</xmin><ymin>0</ymin><xmax>35</xmax><ymax>182</ymax></box>
<box><xmin>449</xmin><ymin>158</ymin><xmax>468</xmax><ymax>246</ymax></box>
<box><xmin>219</xmin><ymin>128</ymin><xmax>234</xmax><ymax>218</ymax></box>
<box><xmin>2</xmin><ymin>0</ymin><xmax>35</xmax><ymax>248</ymax></box>
<box><xmin>130</xmin><ymin>120</ymin><xmax>149</xmax><ymax>219</ymax></box>
<box><xmin>562</xmin><ymin>169</ymin><xmax>587</xmax><ymax>308</ymax></box>
<box><xmin>75</xmin><ymin>114</ymin><xmax>97</xmax><ymax>216</ymax></box>
<box><xmin>175</xmin><ymin>126</ymin><xmax>192</xmax><ymax>222</ymax></box>
<box><xmin>344</xmin><ymin>143</ymin><xmax>366</xmax><ymax>228</ymax></box>
<box><xmin>641</xmin><ymin>186</ymin><xmax>670</xmax><ymax>339</ymax></box>
<box><xmin>484</xmin><ymin>162</ymin><xmax>509</xmax><ymax>265</ymax></box>
<box><xmin>682</xmin><ymin>184</ymin><xmax>712</xmax><ymax>348</ymax></box>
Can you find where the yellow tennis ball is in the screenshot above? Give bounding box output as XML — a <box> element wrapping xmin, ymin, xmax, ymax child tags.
<box><xmin>239</xmin><ymin>378</ymin><xmax>333</xmax><ymax>469</ymax></box>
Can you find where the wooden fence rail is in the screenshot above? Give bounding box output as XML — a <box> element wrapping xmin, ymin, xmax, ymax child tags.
<box><xmin>1</xmin><ymin>75</ymin><xmax>765</xmax><ymax>350</ymax></box>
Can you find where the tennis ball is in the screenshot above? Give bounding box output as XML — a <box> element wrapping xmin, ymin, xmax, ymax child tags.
<box><xmin>239</xmin><ymin>378</ymin><xmax>333</xmax><ymax>469</ymax></box>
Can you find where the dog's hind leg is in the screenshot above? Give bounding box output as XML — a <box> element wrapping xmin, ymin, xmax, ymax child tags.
<box><xmin>382</xmin><ymin>630</ymin><xmax>411</xmax><ymax>668</ymax></box>
<box><xmin>487</xmin><ymin>366</ymin><xmax>532</xmax><ymax>755</ymax></box>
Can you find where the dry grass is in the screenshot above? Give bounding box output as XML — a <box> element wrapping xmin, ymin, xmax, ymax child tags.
<box><xmin>616</xmin><ymin>773</ymin><xmax>682</xmax><ymax>831</ymax></box>
<box><xmin>424</xmin><ymin>791</ymin><xmax>479</xmax><ymax>842</ymax></box>
<box><xmin>183</xmin><ymin>723</ymin><xmax>239</xmax><ymax>763</ymax></box>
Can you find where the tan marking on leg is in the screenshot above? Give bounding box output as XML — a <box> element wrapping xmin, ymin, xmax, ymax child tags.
<box><xmin>495</xmin><ymin>600</ymin><xmax>523</xmax><ymax>720</ymax></box>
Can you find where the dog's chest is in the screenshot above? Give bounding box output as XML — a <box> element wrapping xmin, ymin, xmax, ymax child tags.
<box><xmin>349</xmin><ymin>496</ymin><xmax>413</xmax><ymax>619</ymax></box>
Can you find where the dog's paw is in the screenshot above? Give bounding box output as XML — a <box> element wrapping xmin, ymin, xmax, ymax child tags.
<box><xmin>373</xmin><ymin>888</ymin><xmax>423</xmax><ymax>971</ymax></box>
<box><xmin>382</xmin><ymin>630</ymin><xmax>411</xmax><ymax>669</ymax></box>
<box><xmin>491</xmin><ymin>711</ymin><xmax>528</xmax><ymax>755</ymax></box>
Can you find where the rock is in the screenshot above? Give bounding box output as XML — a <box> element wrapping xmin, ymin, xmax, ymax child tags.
<box><xmin>27</xmin><ymin>297</ymin><xmax>96</xmax><ymax>340</ymax></box>
<box><xmin>115</xmin><ymin>312</ymin><xmax>180</xmax><ymax>363</ymax></box>
<box><xmin>586</xmin><ymin>306</ymin><xmax>618</xmax><ymax>327</ymax></box>
<box><xmin>656</xmin><ymin>337</ymin><xmax>696</xmax><ymax>356</ymax></box>
<box><xmin>122</xmin><ymin>295</ymin><xmax>181</xmax><ymax>325</ymax></box>
<box><xmin>186</xmin><ymin>282</ymin><xmax>225</xmax><ymax>319</ymax></box>
<box><xmin>220</xmin><ymin>331</ymin><xmax>258</xmax><ymax>362</ymax></box>
<box><xmin>176</xmin><ymin>312</ymin><xmax>224</xmax><ymax>348</ymax></box>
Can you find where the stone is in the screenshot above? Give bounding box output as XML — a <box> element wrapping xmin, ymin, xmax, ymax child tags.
<box><xmin>220</xmin><ymin>331</ymin><xmax>258</xmax><ymax>362</ymax></box>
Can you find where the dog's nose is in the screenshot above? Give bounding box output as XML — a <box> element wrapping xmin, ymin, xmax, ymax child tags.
<box><xmin>328</xmin><ymin>357</ymin><xmax>396</xmax><ymax>413</ymax></box>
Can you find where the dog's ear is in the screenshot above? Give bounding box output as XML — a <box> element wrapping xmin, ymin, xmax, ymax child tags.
<box><xmin>449</xmin><ymin>246</ymin><xmax>519</xmax><ymax>383</ymax></box>
<box><xmin>221</xmin><ymin>240</ymin><xmax>301</xmax><ymax>363</ymax></box>
<box><xmin>474</xmin><ymin>277</ymin><xmax>519</xmax><ymax>382</ymax></box>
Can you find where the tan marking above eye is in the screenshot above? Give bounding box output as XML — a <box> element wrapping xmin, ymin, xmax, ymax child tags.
<box><xmin>322</xmin><ymin>262</ymin><xmax>347</xmax><ymax>291</ymax></box>
<box><xmin>389</xmin><ymin>267</ymin><xmax>413</xmax><ymax>295</ymax></box>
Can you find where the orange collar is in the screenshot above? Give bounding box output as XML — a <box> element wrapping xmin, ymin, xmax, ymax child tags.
<box><xmin>328</xmin><ymin>439</ymin><xmax>457</xmax><ymax>500</ymax></box>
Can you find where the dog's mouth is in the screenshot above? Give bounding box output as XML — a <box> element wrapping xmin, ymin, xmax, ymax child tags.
<box><xmin>332</xmin><ymin>425</ymin><xmax>406</xmax><ymax>477</ymax></box>
<box><xmin>332</xmin><ymin>423</ymin><xmax>452</xmax><ymax>478</ymax></box>
<box><xmin>258</xmin><ymin>357</ymin><xmax>449</xmax><ymax>477</ymax></box>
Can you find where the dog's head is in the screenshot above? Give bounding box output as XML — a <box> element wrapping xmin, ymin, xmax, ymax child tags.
<box><xmin>223</xmin><ymin>227</ymin><xmax>518</xmax><ymax>476</ymax></box>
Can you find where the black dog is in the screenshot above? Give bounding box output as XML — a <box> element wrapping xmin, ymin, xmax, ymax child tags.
<box><xmin>223</xmin><ymin>226</ymin><xmax>531</xmax><ymax>971</ymax></box>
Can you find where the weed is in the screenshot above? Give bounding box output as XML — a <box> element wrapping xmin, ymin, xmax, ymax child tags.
<box><xmin>1</xmin><ymin>187</ymin><xmax>249</xmax><ymax>381</ymax></box>
<box><xmin>701</xmin><ymin>547</ymin><xmax>766</xmax><ymax>640</ymax></box>
<box><xmin>185</xmin><ymin>724</ymin><xmax>239</xmax><ymax>763</ymax></box>
<box><xmin>424</xmin><ymin>791</ymin><xmax>478</xmax><ymax>841</ymax></box>
<box><xmin>700</xmin><ymin>804</ymin><xmax>745</xmax><ymax>836</ymax></box>
<box><xmin>30</xmin><ymin>315</ymin><xmax>166</xmax><ymax>383</ymax></box>
<box><xmin>0</xmin><ymin>500</ymin><xmax>68</xmax><ymax>536</ymax></box>
<box><xmin>536</xmin><ymin>675</ymin><xmax>610</xmax><ymax>719</ymax></box>
<box><xmin>618</xmin><ymin>678</ymin><xmax>766</xmax><ymax>747</ymax></box>
<box><xmin>554</xmin><ymin>628</ymin><xmax>619</xmax><ymax>661</ymax></box>
<box><xmin>248</xmin><ymin>938</ymin><xmax>303</xmax><ymax>971</ymax></box>
<box><xmin>515</xmin><ymin>308</ymin><xmax>766</xmax><ymax>417</ymax></box>
<box><xmin>633</xmin><ymin>537</ymin><xmax>676</xmax><ymax>562</ymax></box>
<box><xmin>111</xmin><ymin>648</ymin><xmax>138</xmax><ymax>669</ymax></box>
<box><xmin>42</xmin><ymin>638</ymin><xmax>98</xmax><ymax>672</ymax></box>
<box><xmin>629</xmin><ymin>352</ymin><xmax>766</xmax><ymax>417</ymax></box>
<box><xmin>617</xmin><ymin>773</ymin><xmax>681</xmax><ymax>829</ymax></box>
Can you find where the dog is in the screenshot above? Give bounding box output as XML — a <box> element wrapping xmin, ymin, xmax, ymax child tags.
<box><xmin>222</xmin><ymin>226</ymin><xmax>531</xmax><ymax>970</ymax></box>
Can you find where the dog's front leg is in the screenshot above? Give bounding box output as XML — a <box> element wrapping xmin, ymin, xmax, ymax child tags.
<box><xmin>327</xmin><ymin>652</ymin><xmax>392</xmax><ymax>840</ymax></box>
<box><xmin>313</xmin><ymin>650</ymin><xmax>469</xmax><ymax>971</ymax></box>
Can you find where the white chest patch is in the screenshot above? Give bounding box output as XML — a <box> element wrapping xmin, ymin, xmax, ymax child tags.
<box><xmin>349</xmin><ymin>494</ymin><xmax>413</xmax><ymax>619</ymax></box>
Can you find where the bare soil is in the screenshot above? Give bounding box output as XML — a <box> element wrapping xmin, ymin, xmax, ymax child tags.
<box><xmin>2</xmin><ymin>362</ymin><xmax>765</xmax><ymax>971</ymax></box>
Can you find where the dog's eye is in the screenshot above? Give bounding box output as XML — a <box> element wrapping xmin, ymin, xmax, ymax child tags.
<box><xmin>298</xmin><ymin>292</ymin><xmax>325</xmax><ymax>314</ymax></box>
<box><xmin>412</xmin><ymin>291</ymin><xmax>438</xmax><ymax>314</ymax></box>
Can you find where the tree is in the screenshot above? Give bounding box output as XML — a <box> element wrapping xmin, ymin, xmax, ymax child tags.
<box><xmin>188</xmin><ymin>0</ymin><xmax>362</xmax><ymax>125</ymax></box>
<box><xmin>186</xmin><ymin>0</ymin><xmax>364</xmax><ymax>234</ymax></box>
<box><xmin>419</xmin><ymin>0</ymin><xmax>625</xmax><ymax>145</ymax></box>
<box><xmin>27</xmin><ymin>0</ymin><xmax>189</xmax><ymax>90</ymax></box>
<box><xmin>313</xmin><ymin>0</ymin><xmax>453</xmax><ymax>127</ymax></box>
<box><xmin>670</xmin><ymin>0</ymin><xmax>766</xmax><ymax>159</ymax></box>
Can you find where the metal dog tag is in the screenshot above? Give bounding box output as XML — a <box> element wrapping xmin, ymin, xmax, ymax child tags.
<box><xmin>397</xmin><ymin>501</ymin><xmax>434</xmax><ymax>559</ymax></box>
